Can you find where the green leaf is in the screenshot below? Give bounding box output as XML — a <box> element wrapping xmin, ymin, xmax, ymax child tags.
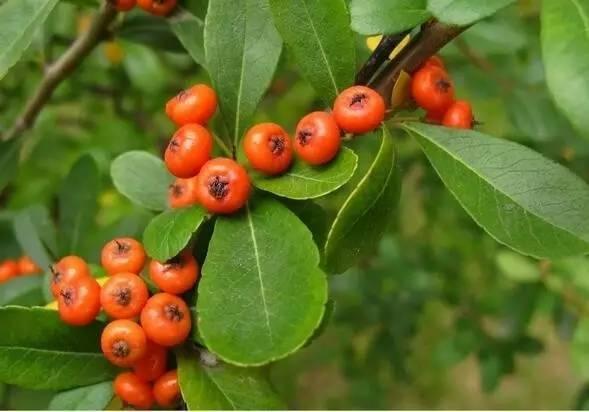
<box><xmin>0</xmin><ymin>0</ymin><xmax>59</xmax><ymax>79</ymax></box>
<box><xmin>177</xmin><ymin>349</ymin><xmax>285</xmax><ymax>410</ymax></box>
<box><xmin>0</xmin><ymin>307</ymin><xmax>117</xmax><ymax>390</ymax></box>
<box><xmin>250</xmin><ymin>147</ymin><xmax>357</xmax><ymax>200</ymax></box>
<box><xmin>495</xmin><ymin>250</ymin><xmax>540</xmax><ymax>283</ymax></box>
<box><xmin>58</xmin><ymin>155</ymin><xmax>99</xmax><ymax>256</ymax></box>
<box><xmin>111</xmin><ymin>151</ymin><xmax>174</xmax><ymax>212</ymax></box>
<box><xmin>116</xmin><ymin>13</ymin><xmax>185</xmax><ymax>52</ymax></box>
<box><xmin>404</xmin><ymin>122</ymin><xmax>589</xmax><ymax>259</ymax></box>
<box><xmin>350</xmin><ymin>0</ymin><xmax>430</xmax><ymax>35</ymax></box>
<box><xmin>427</xmin><ymin>0</ymin><xmax>515</xmax><ymax>25</ymax></box>
<box><xmin>170</xmin><ymin>8</ymin><xmax>206</xmax><ymax>66</ymax></box>
<box><xmin>199</xmin><ymin>197</ymin><xmax>328</xmax><ymax>366</ymax></box>
<box><xmin>269</xmin><ymin>0</ymin><xmax>355</xmax><ymax>104</ymax></box>
<box><xmin>143</xmin><ymin>206</ymin><xmax>207</xmax><ymax>261</ymax></box>
<box><xmin>572</xmin><ymin>319</ymin><xmax>589</xmax><ymax>380</ymax></box>
<box><xmin>13</xmin><ymin>207</ymin><xmax>54</xmax><ymax>270</ymax></box>
<box><xmin>204</xmin><ymin>0</ymin><xmax>282</xmax><ymax>145</ymax></box>
<box><xmin>48</xmin><ymin>382</ymin><xmax>113</xmax><ymax>411</ymax></box>
<box><xmin>0</xmin><ymin>276</ymin><xmax>44</xmax><ymax>306</ymax></box>
<box><xmin>323</xmin><ymin>127</ymin><xmax>399</xmax><ymax>274</ymax></box>
<box><xmin>541</xmin><ymin>0</ymin><xmax>589</xmax><ymax>139</ymax></box>
<box><xmin>0</xmin><ymin>138</ymin><xmax>21</xmax><ymax>193</ymax></box>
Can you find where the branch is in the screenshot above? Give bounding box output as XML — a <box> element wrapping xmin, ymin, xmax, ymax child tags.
<box><xmin>2</xmin><ymin>2</ymin><xmax>118</xmax><ymax>141</ymax></box>
<box><xmin>355</xmin><ymin>31</ymin><xmax>410</xmax><ymax>85</ymax></box>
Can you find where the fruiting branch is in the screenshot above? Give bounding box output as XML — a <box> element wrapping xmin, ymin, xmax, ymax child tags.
<box><xmin>1</xmin><ymin>2</ymin><xmax>118</xmax><ymax>142</ymax></box>
<box><xmin>355</xmin><ymin>31</ymin><xmax>410</xmax><ymax>85</ymax></box>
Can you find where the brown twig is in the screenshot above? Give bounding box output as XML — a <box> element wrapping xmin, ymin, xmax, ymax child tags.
<box><xmin>355</xmin><ymin>31</ymin><xmax>410</xmax><ymax>86</ymax></box>
<box><xmin>2</xmin><ymin>2</ymin><xmax>118</xmax><ymax>141</ymax></box>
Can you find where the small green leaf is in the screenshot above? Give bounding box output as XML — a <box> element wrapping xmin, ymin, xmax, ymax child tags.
<box><xmin>170</xmin><ymin>8</ymin><xmax>206</xmax><ymax>67</ymax></box>
<box><xmin>404</xmin><ymin>123</ymin><xmax>589</xmax><ymax>259</ymax></box>
<box><xmin>13</xmin><ymin>206</ymin><xmax>54</xmax><ymax>270</ymax></box>
<box><xmin>251</xmin><ymin>148</ymin><xmax>357</xmax><ymax>200</ymax></box>
<box><xmin>48</xmin><ymin>382</ymin><xmax>113</xmax><ymax>411</ymax></box>
<box><xmin>427</xmin><ymin>0</ymin><xmax>515</xmax><ymax>25</ymax></box>
<box><xmin>0</xmin><ymin>0</ymin><xmax>59</xmax><ymax>79</ymax></box>
<box><xmin>350</xmin><ymin>0</ymin><xmax>430</xmax><ymax>35</ymax></box>
<box><xmin>495</xmin><ymin>250</ymin><xmax>540</xmax><ymax>283</ymax></box>
<box><xmin>111</xmin><ymin>151</ymin><xmax>174</xmax><ymax>212</ymax></box>
<box><xmin>0</xmin><ymin>307</ymin><xmax>117</xmax><ymax>390</ymax></box>
<box><xmin>269</xmin><ymin>0</ymin><xmax>355</xmax><ymax>104</ymax></box>
<box><xmin>0</xmin><ymin>138</ymin><xmax>21</xmax><ymax>193</ymax></box>
<box><xmin>116</xmin><ymin>13</ymin><xmax>185</xmax><ymax>52</ymax></box>
<box><xmin>541</xmin><ymin>0</ymin><xmax>589</xmax><ymax>138</ymax></box>
<box><xmin>199</xmin><ymin>197</ymin><xmax>328</xmax><ymax>366</ymax></box>
<box><xmin>205</xmin><ymin>0</ymin><xmax>282</xmax><ymax>145</ymax></box>
<box><xmin>0</xmin><ymin>276</ymin><xmax>44</xmax><ymax>306</ymax></box>
<box><xmin>177</xmin><ymin>349</ymin><xmax>285</xmax><ymax>410</ymax></box>
<box><xmin>143</xmin><ymin>206</ymin><xmax>207</xmax><ymax>261</ymax></box>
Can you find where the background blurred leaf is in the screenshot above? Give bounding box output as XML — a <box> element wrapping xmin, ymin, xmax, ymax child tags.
<box><xmin>427</xmin><ymin>0</ymin><xmax>515</xmax><ymax>25</ymax></box>
<box><xmin>170</xmin><ymin>9</ymin><xmax>206</xmax><ymax>67</ymax></box>
<box><xmin>0</xmin><ymin>139</ymin><xmax>21</xmax><ymax>194</ymax></box>
<box><xmin>48</xmin><ymin>381</ymin><xmax>113</xmax><ymax>411</ymax></box>
<box><xmin>0</xmin><ymin>276</ymin><xmax>44</xmax><ymax>306</ymax></box>
<box><xmin>12</xmin><ymin>206</ymin><xmax>55</xmax><ymax>269</ymax></box>
<box><xmin>116</xmin><ymin>13</ymin><xmax>185</xmax><ymax>52</ymax></box>
<box><xmin>350</xmin><ymin>0</ymin><xmax>430</xmax><ymax>35</ymax></box>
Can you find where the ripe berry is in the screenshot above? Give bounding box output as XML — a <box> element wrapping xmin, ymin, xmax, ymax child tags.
<box><xmin>169</xmin><ymin>177</ymin><xmax>199</xmax><ymax>209</ymax></box>
<box><xmin>101</xmin><ymin>273</ymin><xmax>149</xmax><ymax>319</ymax></box>
<box><xmin>136</xmin><ymin>0</ymin><xmax>176</xmax><ymax>16</ymax></box>
<box><xmin>442</xmin><ymin>100</ymin><xmax>474</xmax><ymax>129</ymax></box>
<box><xmin>149</xmin><ymin>252</ymin><xmax>199</xmax><ymax>295</ymax></box>
<box><xmin>51</xmin><ymin>256</ymin><xmax>91</xmax><ymax>297</ymax></box>
<box><xmin>57</xmin><ymin>277</ymin><xmax>101</xmax><ymax>326</ymax></box>
<box><xmin>425</xmin><ymin>108</ymin><xmax>446</xmax><ymax>124</ymax></box>
<box><xmin>294</xmin><ymin>112</ymin><xmax>341</xmax><ymax>165</ymax></box>
<box><xmin>101</xmin><ymin>237</ymin><xmax>146</xmax><ymax>276</ymax></box>
<box><xmin>424</xmin><ymin>55</ymin><xmax>445</xmax><ymax>70</ymax></box>
<box><xmin>243</xmin><ymin>123</ymin><xmax>293</xmax><ymax>175</ymax></box>
<box><xmin>166</xmin><ymin>84</ymin><xmax>218</xmax><ymax>127</ymax></box>
<box><xmin>0</xmin><ymin>260</ymin><xmax>19</xmax><ymax>283</ymax></box>
<box><xmin>101</xmin><ymin>320</ymin><xmax>147</xmax><ymax>367</ymax></box>
<box><xmin>333</xmin><ymin>86</ymin><xmax>386</xmax><ymax>134</ymax></box>
<box><xmin>153</xmin><ymin>370</ymin><xmax>180</xmax><ymax>408</ymax></box>
<box><xmin>110</xmin><ymin>0</ymin><xmax>136</xmax><ymax>11</ymax></box>
<box><xmin>140</xmin><ymin>293</ymin><xmax>191</xmax><ymax>347</ymax></box>
<box><xmin>133</xmin><ymin>341</ymin><xmax>168</xmax><ymax>382</ymax></box>
<box><xmin>164</xmin><ymin>124</ymin><xmax>213</xmax><ymax>179</ymax></box>
<box><xmin>411</xmin><ymin>65</ymin><xmax>455</xmax><ymax>113</ymax></box>
<box><xmin>196</xmin><ymin>158</ymin><xmax>251</xmax><ymax>215</ymax></box>
<box><xmin>113</xmin><ymin>372</ymin><xmax>154</xmax><ymax>410</ymax></box>
<box><xmin>17</xmin><ymin>256</ymin><xmax>41</xmax><ymax>275</ymax></box>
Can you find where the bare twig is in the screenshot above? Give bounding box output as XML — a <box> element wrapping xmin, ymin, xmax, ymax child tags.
<box><xmin>2</xmin><ymin>2</ymin><xmax>118</xmax><ymax>141</ymax></box>
<box><xmin>355</xmin><ymin>31</ymin><xmax>410</xmax><ymax>85</ymax></box>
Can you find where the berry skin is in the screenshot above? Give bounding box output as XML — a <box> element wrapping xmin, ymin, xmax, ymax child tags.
<box><xmin>101</xmin><ymin>238</ymin><xmax>146</xmax><ymax>276</ymax></box>
<box><xmin>333</xmin><ymin>86</ymin><xmax>386</xmax><ymax>134</ymax></box>
<box><xmin>166</xmin><ymin>84</ymin><xmax>218</xmax><ymax>127</ymax></box>
<box><xmin>169</xmin><ymin>177</ymin><xmax>199</xmax><ymax>209</ymax></box>
<box><xmin>442</xmin><ymin>100</ymin><xmax>474</xmax><ymax>129</ymax></box>
<box><xmin>140</xmin><ymin>293</ymin><xmax>191</xmax><ymax>347</ymax></box>
<box><xmin>136</xmin><ymin>0</ymin><xmax>176</xmax><ymax>16</ymax></box>
<box><xmin>149</xmin><ymin>252</ymin><xmax>199</xmax><ymax>295</ymax></box>
<box><xmin>101</xmin><ymin>273</ymin><xmax>149</xmax><ymax>319</ymax></box>
<box><xmin>0</xmin><ymin>260</ymin><xmax>19</xmax><ymax>283</ymax></box>
<box><xmin>196</xmin><ymin>158</ymin><xmax>251</xmax><ymax>215</ymax></box>
<box><xmin>133</xmin><ymin>341</ymin><xmax>168</xmax><ymax>382</ymax></box>
<box><xmin>243</xmin><ymin>123</ymin><xmax>293</xmax><ymax>175</ymax></box>
<box><xmin>110</xmin><ymin>0</ymin><xmax>136</xmax><ymax>11</ymax></box>
<box><xmin>57</xmin><ymin>277</ymin><xmax>102</xmax><ymax>326</ymax></box>
<box><xmin>17</xmin><ymin>256</ymin><xmax>41</xmax><ymax>275</ymax></box>
<box><xmin>51</xmin><ymin>256</ymin><xmax>91</xmax><ymax>297</ymax></box>
<box><xmin>411</xmin><ymin>65</ymin><xmax>455</xmax><ymax>113</ymax></box>
<box><xmin>101</xmin><ymin>320</ymin><xmax>148</xmax><ymax>367</ymax></box>
<box><xmin>113</xmin><ymin>372</ymin><xmax>154</xmax><ymax>410</ymax></box>
<box><xmin>164</xmin><ymin>124</ymin><xmax>213</xmax><ymax>179</ymax></box>
<box><xmin>294</xmin><ymin>112</ymin><xmax>341</xmax><ymax>165</ymax></box>
<box><xmin>424</xmin><ymin>55</ymin><xmax>445</xmax><ymax>70</ymax></box>
<box><xmin>153</xmin><ymin>370</ymin><xmax>180</xmax><ymax>408</ymax></box>
<box><xmin>425</xmin><ymin>108</ymin><xmax>446</xmax><ymax>124</ymax></box>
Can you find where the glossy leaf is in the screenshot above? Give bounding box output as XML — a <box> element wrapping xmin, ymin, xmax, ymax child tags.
<box><xmin>541</xmin><ymin>0</ymin><xmax>589</xmax><ymax>138</ymax></box>
<box><xmin>0</xmin><ymin>307</ymin><xmax>116</xmax><ymax>390</ymax></box>
<box><xmin>170</xmin><ymin>9</ymin><xmax>206</xmax><ymax>66</ymax></box>
<box><xmin>143</xmin><ymin>206</ymin><xmax>207</xmax><ymax>261</ymax></box>
<box><xmin>350</xmin><ymin>0</ymin><xmax>430</xmax><ymax>35</ymax></box>
<box><xmin>13</xmin><ymin>207</ymin><xmax>54</xmax><ymax>270</ymax></box>
<box><xmin>177</xmin><ymin>349</ymin><xmax>285</xmax><ymax>410</ymax></box>
<box><xmin>251</xmin><ymin>147</ymin><xmax>357</xmax><ymax>200</ymax></box>
<box><xmin>269</xmin><ymin>0</ymin><xmax>355</xmax><ymax>104</ymax></box>
<box><xmin>404</xmin><ymin>122</ymin><xmax>589</xmax><ymax>259</ymax></box>
<box><xmin>111</xmin><ymin>151</ymin><xmax>173</xmax><ymax>211</ymax></box>
<box><xmin>199</xmin><ymin>197</ymin><xmax>328</xmax><ymax>366</ymax></box>
<box><xmin>117</xmin><ymin>13</ymin><xmax>185</xmax><ymax>52</ymax></box>
<box><xmin>0</xmin><ymin>138</ymin><xmax>21</xmax><ymax>193</ymax></box>
<box><xmin>48</xmin><ymin>382</ymin><xmax>113</xmax><ymax>411</ymax></box>
<box><xmin>427</xmin><ymin>0</ymin><xmax>515</xmax><ymax>25</ymax></box>
<box><xmin>0</xmin><ymin>276</ymin><xmax>44</xmax><ymax>306</ymax></box>
<box><xmin>205</xmin><ymin>0</ymin><xmax>282</xmax><ymax>145</ymax></box>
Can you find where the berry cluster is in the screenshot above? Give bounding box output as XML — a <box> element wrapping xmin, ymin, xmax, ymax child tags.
<box><xmin>0</xmin><ymin>256</ymin><xmax>42</xmax><ymax>283</ymax></box>
<box><xmin>110</xmin><ymin>0</ymin><xmax>177</xmax><ymax>17</ymax></box>
<box><xmin>50</xmin><ymin>238</ymin><xmax>195</xmax><ymax>409</ymax></box>
<box><xmin>411</xmin><ymin>55</ymin><xmax>474</xmax><ymax>129</ymax></box>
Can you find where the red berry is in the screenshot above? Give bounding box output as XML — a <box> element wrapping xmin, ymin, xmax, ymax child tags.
<box><xmin>244</xmin><ymin>123</ymin><xmax>293</xmax><ymax>175</ymax></box>
<box><xmin>333</xmin><ymin>86</ymin><xmax>386</xmax><ymax>134</ymax></box>
<box><xmin>165</xmin><ymin>84</ymin><xmax>218</xmax><ymax>126</ymax></box>
<box><xmin>110</xmin><ymin>0</ymin><xmax>136</xmax><ymax>11</ymax></box>
<box><xmin>195</xmin><ymin>158</ymin><xmax>251</xmax><ymax>215</ymax></box>
<box><xmin>136</xmin><ymin>0</ymin><xmax>176</xmax><ymax>16</ymax></box>
<box><xmin>442</xmin><ymin>100</ymin><xmax>474</xmax><ymax>129</ymax></box>
<box><xmin>168</xmin><ymin>177</ymin><xmax>200</xmax><ymax>209</ymax></box>
<box><xmin>113</xmin><ymin>372</ymin><xmax>154</xmax><ymax>410</ymax></box>
<box><xmin>411</xmin><ymin>65</ymin><xmax>455</xmax><ymax>113</ymax></box>
<box><xmin>57</xmin><ymin>277</ymin><xmax>102</xmax><ymax>326</ymax></box>
<box><xmin>294</xmin><ymin>112</ymin><xmax>341</xmax><ymax>165</ymax></box>
<box><xmin>164</xmin><ymin>124</ymin><xmax>213</xmax><ymax>179</ymax></box>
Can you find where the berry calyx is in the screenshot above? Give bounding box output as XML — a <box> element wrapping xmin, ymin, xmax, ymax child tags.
<box><xmin>101</xmin><ymin>272</ymin><xmax>149</xmax><ymax>319</ymax></box>
<box><xmin>140</xmin><ymin>293</ymin><xmax>191</xmax><ymax>347</ymax></box>
<box><xmin>243</xmin><ymin>123</ymin><xmax>293</xmax><ymax>175</ymax></box>
<box><xmin>101</xmin><ymin>319</ymin><xmax>148</xmax><ymax>367</ymax></box>
<box><xmin>196</xmin><ymin>158</ymin><xmax>251</xmax><ymax>215</ymax></box>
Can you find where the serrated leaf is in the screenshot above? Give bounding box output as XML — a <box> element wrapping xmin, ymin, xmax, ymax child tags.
<box><xmin>541</xmin><ymin>0</ymin><xmax>589</xmax><ymax>139</ymax></box>
<box><xmin>143</xmin><ymin>206</ymin><xmax>207</xmax><ymax>261</ymax></box>
<box><xmin>170</xmin><ymin>8</ymin><xmax>206</xmax><ymax>66</ymax></box>
<box><xmin>205</xmin><ymin>0</ymin><xmax>282</xmax><ymax>145</ymax></box>
<box><xmin>427</xmin><ymin>0</ymin><xmax>515</xmax><ymax>25</ymax></box>
<box><xmin>404</xmin><ymin>122</ymin><xmax>589</xmax><ymax>259</ymax></box>
<box><xmin>350</xmin><ymin>0</ymin><xmax>430</xmax><ymax>35</ymax></box>
<box><xmin>323</xmin><ymin>127</ymin><xmax>399</xmax><ymax>274</ymax></box>
<box><xmin>199</xmin><ymin>197</ymin><xmax>328</xmax><ymax>366</ymax></box>
<box><xmin>251</xmin><ymin>147</ymin><xmax>357</xmax><ymax>200</ymax></box>
<box><xmin>269</xmin><ymin>0</ymin><xmax>355</xmax><ymax>104</ymax></box>
<box><xmin>0</xmin><ymin>276</ymin><xmax>44</xmax><ymax>306</ymax></box>
<box><xmin>49</xmin><ymin>382</ymin><xmax>113</xmax><ymax>411</ymax></box>
<box><xmin>0</xmin><ymin>307</ymin><xmax>117</xmax><ymax>390</ymax></box>
<box><xmin>13</xmin><ymin>207</ymin><xmax>54</xmax><ymax>270</ymax></box>
<box><xmin>0</xmin><ymin>138</ymin><xmax>21</xmax><ymax>193</ymax></box>
<box><xmin>116</xmin><ymin>13</ymin><xmax>185</xmax><ymax>52</ymax></box>
<box><xmin>177</xmin><ymin>349</ymin><xmax>285</xmax><ymax>410</ymax></box>
<box><xmin>0</xmin><ymin>0</ymin><xmax>59</xmax><ymax>79</ymax></box>
<box><xmin>111</xmin><ymin>151</ymin><xmax>174</xmax><ymax>212</ymax></box>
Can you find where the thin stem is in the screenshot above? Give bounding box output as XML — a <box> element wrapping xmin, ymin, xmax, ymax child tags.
<box><xmin>355</xmin><ymin>31</ymin><xmax>410</xmax><ymax>86</ymax></box>
<box><xmin>212</xmin><ymin>134</ymin><xmax>233</xmax><ymax>158</ymax></box>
